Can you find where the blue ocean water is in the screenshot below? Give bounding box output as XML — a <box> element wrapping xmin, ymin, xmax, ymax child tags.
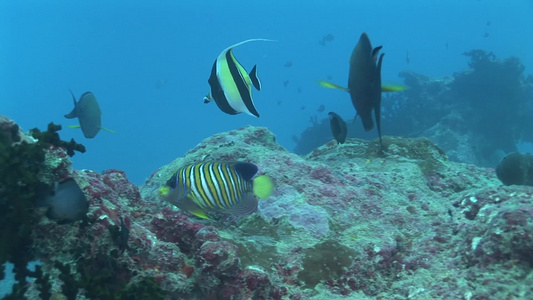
<box><xmin>1</xmin><ymin>0</ymin><xmax>532</xmax><ymax>185</ymax></box>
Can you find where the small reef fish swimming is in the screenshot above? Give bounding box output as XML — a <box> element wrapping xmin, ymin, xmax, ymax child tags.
<box><xmin>328</xmin><ymin>112</ymin><xmax>347</xmax><ymax>144</ymax></box>
<box><xmin>319</xmin><ymin>33</ymin><xmax>335</xmax><ymax>46</ymax></box>
<box><xmin>159</xmin><ymin>162</ymin><xmax>274</xmax><ymax>220</ymax></box>
<box><xmin>319</xmin><ymin>33</ymin><xmax>406</xmax><ymax>148</ymax></box>
<box><xmin>64</xmin><ymin>90</ymin><xmax>115</xmax><ymax>138</ymax></box>
<box><xmin>204</xmin><ymin>39</ymin><xmax>274</xmax><ymax>118</ymax></box>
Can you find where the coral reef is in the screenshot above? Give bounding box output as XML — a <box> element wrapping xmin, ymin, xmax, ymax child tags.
<box><xmin>0</xmin><ymin>116</ymin><xmax>84</xmax><ymax>299</ymax></box>
<box><xmin>3</xmin><ymin>116</ymin><xmax>533</xmax><ymax>299</ymax></box>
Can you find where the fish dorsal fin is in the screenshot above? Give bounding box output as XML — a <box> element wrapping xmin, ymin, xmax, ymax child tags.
<box><xmin>372</xmin><ymin>46</ymin><xmax>383</xmax><ymax>63</ymax></box>
<box><xmin>64</xmin><ymin>90</ymin><xmax>78</xmax><ymax>119</ymax></box>
<box><xmin>233</xmin><ymin>162</ymin><xmax>258</xmax><ymax>181</ymax></box>
<box><xmin>375</xmin><ymin>53</ymin><xmax>385</xmax><ymax>148</ymax></box>
<box><xmin>249</xmin><ymin>65</ymin><xmax>261</xmax><ymax>91</ymax></box>
<box><xmin>219</xmin><ymin>38</ymin><xmax>276</xmax><ymax>58</ymax></box>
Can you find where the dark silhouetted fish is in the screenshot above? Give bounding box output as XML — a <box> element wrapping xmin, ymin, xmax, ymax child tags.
<box><xmin>319</xmin><ymin>33</ymin><xmax>335</xmax><ymax>46</ymax></box>
<box><xmin>328</xmin><ymin>112</ymin><xmax>347</xmax><ymax>144</ymax></box>
<box><xmin>204</xmin><ymin>39</ymin><xmax>273</xmax><ymax>118</ymax></box>
<box><xmin>159</xmin><ymin>162</ymin><xmax>274</xmax><ymax>220</ymax></box>
<box><xmin>118</xmin><ymin>217</ymin><xmax>129</xmax><ymax>254</ymax></box>
<box><xmin>318</xmin><ymin>33</ymin><xmax>406</xmax><ymax>147</ymax></box>
<box><xmin>65</xmin><ymin>90</ymin><xmax>115</xmax><ymax>138</ymax></box>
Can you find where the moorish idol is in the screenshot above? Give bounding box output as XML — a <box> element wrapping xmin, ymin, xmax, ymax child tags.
<box><xmin>204</xmin><ymin>39</ymin><xmax>273</xmax><ymax>118</ymax></box>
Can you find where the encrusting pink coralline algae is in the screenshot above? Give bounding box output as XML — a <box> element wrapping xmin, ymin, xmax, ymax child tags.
<box><xmin>2</xmin><ymin>115</ymin><xmax>533</xmax><ymax>299</ymax></box>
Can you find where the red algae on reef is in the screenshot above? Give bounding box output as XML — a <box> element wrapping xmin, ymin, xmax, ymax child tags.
<box><xmin>5</xmin><ymin>114</ymin><xmax>532</xmax><ymax>299</ymax></box>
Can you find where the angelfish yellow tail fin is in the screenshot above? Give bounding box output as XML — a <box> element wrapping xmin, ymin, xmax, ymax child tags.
<box><xmin>253</xmin><ymin>175</ymin><xmax>274</xmax><ymax>199</ymax></box>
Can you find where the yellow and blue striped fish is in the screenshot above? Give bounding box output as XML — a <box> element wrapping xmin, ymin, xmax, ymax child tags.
<box><xmin>159</xmin><ymin>162</ymin><xmax>274</xmax><ymax>219</ymax></box>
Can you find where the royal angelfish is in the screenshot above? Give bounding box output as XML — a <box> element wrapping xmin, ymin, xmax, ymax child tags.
<box><xmin>204</xmin><ymin>39</ymin><xmax>273</xmax><ymax>118</ymax></box>
<box><xmin>64</xmin><ymin>90</ymin><xmax>115</xmax><ymax>138</ymax></box>
<box><xmin>159</xmin><ymin>162</ymin><xmax>274</xmax><ymax>220</ymax></box>
<box><xmin>319</xmin><ymin>33</ymin><xmax>406</xmax><ymax>147</ymax></box>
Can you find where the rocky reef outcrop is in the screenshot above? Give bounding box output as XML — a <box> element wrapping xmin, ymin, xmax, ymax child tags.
<box><xmin>2</xmin><ymin>115</ymin><xmax>533</xmax><ymax>299</ymax></box>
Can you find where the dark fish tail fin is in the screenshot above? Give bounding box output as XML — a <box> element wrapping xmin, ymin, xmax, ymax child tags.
<box><xmin>375</xmin><ymin>53</ymin><xmax>385</xmax><ymax>147</ymax></box>
<box><xmin>234</xmin><ymin>162</ymin><xmax>258</xmax><ymax>181</ymax></box>
<box><xmin>64</xmin><ymin>90</ymin><xmax>78</xmax><ymax>119</ymax></box>
<box><xmin>249</xmin><ymin>65</ymin><xmax>261</xmax><ymax>91</ymax></box>
<box><xmin>361</xmin><ymin>115</ymin><xmax>374</xmax><ymax>131</ymax></box>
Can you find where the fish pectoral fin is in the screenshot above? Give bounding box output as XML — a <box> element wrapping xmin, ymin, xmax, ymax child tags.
<box><xmin>177</xmin><ymin>195</ymin><xmax>212</xmax><ymax>220</ymax></box>
<box><xmin>249</xmin><ymin>65</ymin><xmax>261</xmax><ymax>91</ymax></box>
<box><xmin>203</xmin><ymin>94</ymin><xmax>212</xmax><ymax>103</ymax></box>
<box><xmin>67</xmin><ymin>125</ymin><xmax>81</xmax><ymax>129</ymax></box>
<box><xmin>381</xmin><ymin>84</ymin><xmax>408</xmax><ymax>92</ymax></box>
<box><xmin>101</xmin><ymin>127</ymin><xmax>116</xmax><ymax>133</ymax></box>
<box><xmin>318</xmin><ymin>81</ymin><xmax>349</xmax><ymax>92</ymax></box>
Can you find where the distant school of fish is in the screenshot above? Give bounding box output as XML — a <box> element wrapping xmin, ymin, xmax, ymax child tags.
<box><xmin>61</xmin><ymin>33</ymin><xmax>406</xmax><ymax>220</ymax></box>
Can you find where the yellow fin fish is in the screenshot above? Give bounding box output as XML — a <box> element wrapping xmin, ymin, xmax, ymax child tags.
<box><xmin>160</xmin><ymin>162</ymin><xmax>274</xmax><ymax>219</ymax></box>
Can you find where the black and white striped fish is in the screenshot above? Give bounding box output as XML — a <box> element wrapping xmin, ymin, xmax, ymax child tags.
<box><xmin>204</xmin><ymin>39</ymin><xmax>273</xmax><ymax>118</ymax></box>
<box><xmin>159</xmin><ymin>162</ymin><xmax>274</xmax><ymax>219</ymax></box>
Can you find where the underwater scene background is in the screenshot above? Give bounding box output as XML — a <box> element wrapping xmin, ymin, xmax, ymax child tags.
<box><xmin>2</xmin><ymin>0</ymin><xmax>532</xmax><ymax>185</ymax></box>
<box><xmin>1</xmin><ymin>0</ymin><xmax>533</xmax><ymax>299</ymax></box>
